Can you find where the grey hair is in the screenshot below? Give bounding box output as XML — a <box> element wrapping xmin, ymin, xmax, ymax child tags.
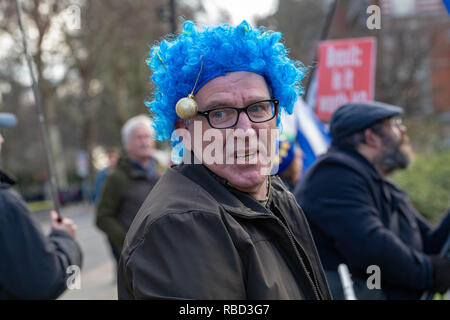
<box><xmin>121</xmin><ymin>114</ymin><xmax>154</xmax><ymax>146</ymax></box>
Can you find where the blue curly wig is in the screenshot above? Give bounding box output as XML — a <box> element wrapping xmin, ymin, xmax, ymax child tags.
<box><xmin>145</xmin><ymin>20</ymin><xmax>306</xmax><ymax>158</ymax></box>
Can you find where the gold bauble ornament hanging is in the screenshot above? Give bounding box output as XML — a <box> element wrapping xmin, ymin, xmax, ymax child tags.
<box><xmin>176</xmin><ymin>94</ymin><xmax>198</xmax><ymax>120</ymax></box>
<box><xmin>170</xmin><ymin>55</ymin><xmax>203</xmax><ymax>121</ymax></box>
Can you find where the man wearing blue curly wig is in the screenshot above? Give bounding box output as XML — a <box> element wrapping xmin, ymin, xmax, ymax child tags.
<box><xmin>118</xmin><ymin>20</ymin><xmax>331</xmax><ymax>300</ymax></box>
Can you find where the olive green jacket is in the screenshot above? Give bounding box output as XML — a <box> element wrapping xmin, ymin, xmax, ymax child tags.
<box><xmin>95</xmin><ymin>157</ymin><xmax>164</xmax><ymax>251</ymax></box>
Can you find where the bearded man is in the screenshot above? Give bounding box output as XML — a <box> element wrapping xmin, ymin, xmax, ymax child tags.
<box><xmin>294</xmin><ymin>101</ymin><xmax>450</xmax><ymax>300</ymax></box>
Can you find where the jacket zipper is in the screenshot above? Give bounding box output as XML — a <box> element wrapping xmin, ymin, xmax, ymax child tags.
<box><xmin>273</xmin><ymin>205</ymin><xmax>325</xmax><ymax>300</ymax></box>
<box><xmin>226</xmin><ymin>208</ymin><xmax>321</xmax><ymax>300</ymax></box>
<box><xmin>275</xmin><ymin>217</ymin><xmax>321</xmax><ymax>300</ymax></box>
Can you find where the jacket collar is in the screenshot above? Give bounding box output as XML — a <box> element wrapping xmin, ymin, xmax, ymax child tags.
<box><xmin>118</xmin><ymin>157</ymin><xmax>156</xmax><ymax>180</ymax></box>
<box><xmin>0</xmin><ymin>169</ymin><xmax>16</xmax><ymax>187</ymax></box>
<box><xmin>328</xmin><ymin>144</ymin><xmax>405</xmax><ymax>211</ymax></box>
<box><xmin>174</xmin><ymin>159</ymin><xmax>275</xmax><ymax>217</ymax></box>
<box><xmin>329</xmin><ymin>143</ymin><xmax>383</xmax><ymax>182</ymax></box>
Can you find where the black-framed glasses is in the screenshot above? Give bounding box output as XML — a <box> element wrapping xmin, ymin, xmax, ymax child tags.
<box><xmin>196</xmin><ymin>99</ymin><xmax>279</xmax><ymax>129</ymax></box>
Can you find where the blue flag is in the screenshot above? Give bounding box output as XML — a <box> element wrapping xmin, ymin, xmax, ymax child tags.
<box><xmin>443</xmin><ymin>0</ymin><xmax>450</xmax><ymax>14</ymax></box>
<box><xmin>279</xmin><ymin>99</ymin><xmax>330</xmax><ymax>177</ymax></box>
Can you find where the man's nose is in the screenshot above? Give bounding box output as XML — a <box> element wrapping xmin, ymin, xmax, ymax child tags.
<box><xmin>235</xmin><ymin>111</ymin><xmax>252</xmax><ymax>131</ymax></box>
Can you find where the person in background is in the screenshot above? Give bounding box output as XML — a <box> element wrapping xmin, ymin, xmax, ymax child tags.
<box><xmin>273</xmin><ymin>136</ymin><xmax>303</xmax><ymax>191</ymax></box>
<box><xmin>295</xmin><ymin>102</ymin><xmax>450</xmax><ymax>300</ymax></box>
<box><xmin>92</xmin><ymin>147</ymin><xmax>120</xmax><ymax>204</ymax></box>
<box><xmin>96</xmin><ymin>115</ymin><xmax>164</xmax><ymax>264</ymax></box>
<box><xmin>0</xmin><ymin>113</ymin><xmax>82</xmax><ymax>299</ymax></box>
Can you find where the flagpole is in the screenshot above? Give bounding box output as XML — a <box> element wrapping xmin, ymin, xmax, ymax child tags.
<box><xmin>304</xmin><ymin>0</ymin><xmax>338</xmax><ymax>99</ymax></box>
<box><xmin>15</xmin><ymin>0</ymin><xmax>62</xmax><ymax>221</ymax></box>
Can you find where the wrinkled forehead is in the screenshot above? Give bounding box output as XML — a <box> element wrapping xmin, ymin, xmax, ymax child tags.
<box><xmin>194</xmin><ymin>71</ymin><xmax>271</xmax><ymax>105</ymax></box>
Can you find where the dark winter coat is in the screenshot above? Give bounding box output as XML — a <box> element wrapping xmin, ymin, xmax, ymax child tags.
<box><xmin>0</xmin><ymin>170</ymin><xmax>82</xmax><ymax>299</ymax></box>
<box><xmin>95</xmin><ymin>157</ymin><xmax>162</xmax><ymax>251</ymax></box>
<box><xmin>294</xmin><ymin>144</ymin><xmax>450</xmax><ymax>299</ymax></box>
<box><xmin>118</xmin><ymin>163</ymin><xmax>331</xmax><ymax>300</ymax></box>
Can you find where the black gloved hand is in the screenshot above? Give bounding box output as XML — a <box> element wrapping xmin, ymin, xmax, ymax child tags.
<box><xmin>429</xmin><ymin>255</ymin><xmax>450</xmax><ymax>294</ymax></box>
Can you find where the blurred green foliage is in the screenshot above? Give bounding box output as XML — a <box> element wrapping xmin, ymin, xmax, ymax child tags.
<box><xmin>392</xmin><ymin>150</ymin><xmax>450</xmax><ymax>224</ymax></box>
<box><xmin>27</xmin><ymin>200</ymin><xmax>54</xmax><ymax>213</ymax></box>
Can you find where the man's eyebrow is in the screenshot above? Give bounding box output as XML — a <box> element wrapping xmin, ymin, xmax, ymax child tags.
<box><xmin>203</xmin><ymin>97</ymin><xmax>271</xmax><ymax>110</ymax></box>
<box><xmin>203</xmin><ymin>100</ymin><xmax>234</xmax><ymax>109</ymax></box>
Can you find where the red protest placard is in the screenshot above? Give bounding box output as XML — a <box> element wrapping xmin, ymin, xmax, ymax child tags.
<box><xmin>315</xmin><ymin>37</ymin><xmax>377</xmax><ymax>122</ymax></box>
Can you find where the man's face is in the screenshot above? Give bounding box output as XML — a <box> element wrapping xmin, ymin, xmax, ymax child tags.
<box><xmin>0</xmin><ymin>134</ymin><xmax>3</xmax><ymax>153</ymax></box>
<box><xmin>125</xmin><ymin>124</ymin><xmax>155</xmax><ymax>161</ymax></box>
<box><xmin>186</xmin><ymin>71</ymin><xmax>278</xmax><ymax>194</ymax></box>
<box><xmin>375</xmin><ymin>117</ymin><xmax>413</xmax><ymax>175</ymax></box>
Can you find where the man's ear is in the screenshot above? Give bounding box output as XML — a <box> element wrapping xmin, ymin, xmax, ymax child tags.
<box><xmin>364</xmin><ymin>128</ymin><xmax>382</xmax><ymax>149</ymax></box>
<box><xmin>174</xmin><ymin>119</ymin><xmax>192</xmax><ymax>152</ymax></box>
<box><xmin>174</xmin><ymin>119</ymin><xmax>188</xmax><ymax>131</ymax></box>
